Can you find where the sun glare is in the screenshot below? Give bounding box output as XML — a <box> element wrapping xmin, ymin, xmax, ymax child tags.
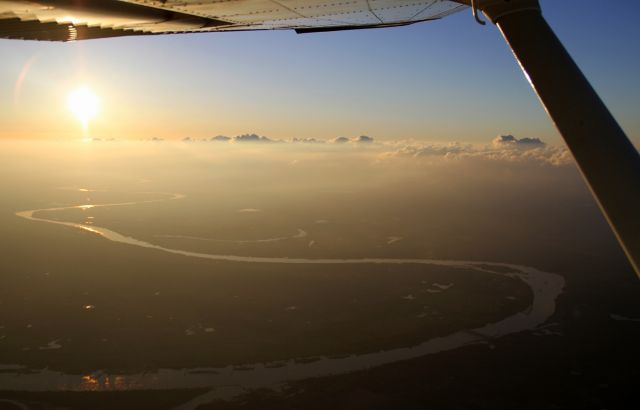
<box><xmin>67</xmin><ymin>86</ymin><xmax>99</xmax><ymax>135</ymax></box>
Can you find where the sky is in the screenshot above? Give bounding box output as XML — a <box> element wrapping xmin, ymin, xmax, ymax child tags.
<box><xmin>0</xmin><ymin>0</ymin><xmax>638</xmax><ymax>144</ymax></box>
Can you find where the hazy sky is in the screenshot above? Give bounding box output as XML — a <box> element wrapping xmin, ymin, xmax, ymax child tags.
<box><xmin>0</xmin><ymin>0</ymin><xmax>638</xmax><ymax>143</ymax></box>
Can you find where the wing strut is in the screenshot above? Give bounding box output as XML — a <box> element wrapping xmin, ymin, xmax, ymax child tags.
<box><xmin>475</xmin><ymin>0</ymin><xmax>640</xmax><ymax>276</ymax></box>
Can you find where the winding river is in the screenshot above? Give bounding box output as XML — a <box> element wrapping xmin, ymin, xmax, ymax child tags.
<box><xmin>5</xmin><ymin>191</ymin><xmax>564</xmax><ymax>407</ymax></box>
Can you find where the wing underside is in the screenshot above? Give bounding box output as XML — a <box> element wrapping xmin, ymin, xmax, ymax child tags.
<box><xmin>0</xmin><ymin>0</ymin><xmax>467</xmax><ymax>41</ymax></box>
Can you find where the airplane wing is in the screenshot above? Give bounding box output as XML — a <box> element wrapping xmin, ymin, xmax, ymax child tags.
<box><xmin>0</xmin><ymin>0</ymin><xmax>467</xmax><ymax>41</ymax></box>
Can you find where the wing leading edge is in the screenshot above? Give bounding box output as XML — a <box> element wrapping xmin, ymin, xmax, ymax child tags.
<box><xmin>0</xmin><ymin>0</ymin><xmax>467</xmax><ymax>41</ymax></box>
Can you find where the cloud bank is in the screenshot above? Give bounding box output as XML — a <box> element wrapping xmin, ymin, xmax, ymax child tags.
<box><xmin>381</xmin><ymin>138</ymin><xmax>571</xmax><ymax>166</ymax></box>
<box><xmin>142</xmin><ymin>132</ymin><xmax>571</xmax><ymax>166</ymax></box>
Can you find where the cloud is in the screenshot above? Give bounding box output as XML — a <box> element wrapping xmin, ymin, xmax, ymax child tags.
<box><xmin>149</xmin><ymin>133</ymin><xmax>377</xmax><ymax>145</ymax></box>
<box><xmin>138</xmin><ymin>132</ymin><xmax>568</xmax><ymax>166</ymax></box>
<box><xmin>355</xmin><ymin>135</ymin><xmax>374</xmax><ymax>143</ymax></box>
<box><xmin>390</xmin><ymin>142</ymin><xmax>472</xmax><ymax>158</ymax></box>
<box><xmin>330</xmin><ymin>135</ymin><xmax>374</xmax><ymax>144</ymax></box>
<box><xmin>210</xmin><ymin>135</ymin><xmax>230</xmax><ymax>142</ymax></box>
<box><xmin>492</xmin><ymin>134</ymin><xmax>545</xmax><ymax>148</ymax></box>
<box><xmin>292</xmin><ymin>137</ymin><xmax>324</xmax><ymax>144</ymax></box>
<box><xmin>382</xmin><ymin>136</ymin><xmax>571</xmax><ymax>166</ymax></box>
<box><xmin>332</xmin><ymin>136</ymin><xmax>350</xmax><ymax>144</ymax></box>
<box><xmin>234</xmin><ymin>133</ymin><xmax>273</xmax><ymax>143</ymax></box>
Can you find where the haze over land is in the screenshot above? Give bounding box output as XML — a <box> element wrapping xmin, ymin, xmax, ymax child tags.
<box><xmin>0</xmin><ymin>136</ymin><xmax>638</xmax><ymax>409</ymax></box>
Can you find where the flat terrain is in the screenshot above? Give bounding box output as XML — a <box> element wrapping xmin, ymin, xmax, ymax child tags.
<box><xmin>0</xmin><ymin>142</ymin><xmax>638</xmax><ymax>409</ymax></box>
<box><xmin>1</xmin><ymin>198</ymin><xmax>533</xmax><ymax>373</ymax></box>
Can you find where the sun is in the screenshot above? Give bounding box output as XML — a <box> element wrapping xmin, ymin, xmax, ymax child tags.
<box><xmin>67</xmin><ymin>86</ymin><xmax>99</xmax><ymax>134</ymax></box>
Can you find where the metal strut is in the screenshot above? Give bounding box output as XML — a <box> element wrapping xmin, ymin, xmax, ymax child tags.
<box><xmin>473</xmin><ymin>0</ymin><xmax>640</xmax><ymax>277</ymax></box>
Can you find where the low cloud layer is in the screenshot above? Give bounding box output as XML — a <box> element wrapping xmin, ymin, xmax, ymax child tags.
<box><xmin>187</xmin><ymin>134</ymin><xmax>376</xmax><ymax>145</ymax></box>
<box><xmin>381</xmin><ymin>137</ymin><xmax>571</xmax><ymax>166</ymax></box>
<box><xmin>178</xmin><ymin>134</ymin><xmax>378</xmax><ymax>145</ymax></box>
<box><xmin>144</xmin><ymin>132</ymin><xmax>570</xmax><ymax>166</ymax></box>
